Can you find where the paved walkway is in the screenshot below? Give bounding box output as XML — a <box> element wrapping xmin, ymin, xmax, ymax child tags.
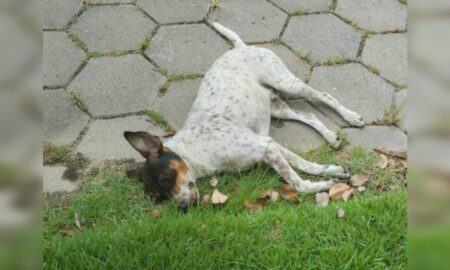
<box><xmin>43</xmin><ymin>0</ymin><xmax>407</xmax><ymax>192</ymax></box>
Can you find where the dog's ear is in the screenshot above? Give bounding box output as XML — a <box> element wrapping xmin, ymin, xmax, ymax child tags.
<box><xmin>124</xmin><ymin>131</ymin><xmax>163</xmax><ymax>159</ymax></box>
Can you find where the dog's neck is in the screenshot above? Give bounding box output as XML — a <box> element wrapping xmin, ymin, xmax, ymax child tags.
<box><xmin>165</xmin><ymin>140</ymin><xmax>210</xmax><ymax>180</ymax></box>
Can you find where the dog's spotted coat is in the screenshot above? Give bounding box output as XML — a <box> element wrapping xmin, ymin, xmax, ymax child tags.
<box><xmin>124</xmin><ymin>23</ymin><xmax>364</xmax><ymax>211</ymax></box>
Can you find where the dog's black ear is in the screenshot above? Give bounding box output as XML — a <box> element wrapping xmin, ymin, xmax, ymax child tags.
<box><xmin>124</xmin><ymin>131</ymin><xmax>163</xmax><ymax>159</ymax></box>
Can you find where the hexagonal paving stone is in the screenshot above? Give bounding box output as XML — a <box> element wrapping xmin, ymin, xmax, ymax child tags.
<box><xmin>271</xmin><ymin>0</ymin><xmax>332</xmax><ymax>13</ymax></box>
<box><xmin>139</xmin><ymin>0</ymin><xmax>210</xmax><ymax>24</ymax></box>
<box><xmin>70</xmin><ymin>5</ymin><xmax>156</xmax><ymax>51</ymax></box>
<box><xmin>270</xmin><ymin>99</ymin><xmax>339</xmax><ymax>152</ymax></box>
<box><xmin>362</xmin><ymin>33</ymin><xmax>407</xmax><ymax>85</ymax></box>
<box><xmin>44</xmin><ymin>0</ymin><xmax>80</xmax><ymax>29</ymax></box>
<box><xmin>209</xmin><ymin>0</ymin><xmax>287</xmax><ymax>42</ymax></box>
<box><xmin>77</xmin><ymin>115</ymin><xmax>165</xmax><ymax>164</ymax></box>
<box><xmin>145</xmin><ymin>24</ymin><xmax>229</xmax><ymax>74</ymax></box>
<box><xmin>336</xmin><ymin>0</ymin><xmax>407</xmax><ymax>32</ymax></box>
<box><xmin>344</xmin><ymin>126</ymin><xmax>407</xmax><ymax>151</ymax></box>
<box><xmin>44</xmin><ymin>89</ymin><xmax>89</xmax><ymax>145</ymax></box>
<box><xmin>70</xmin><ymin>54</ymin><xmax>165</xmax><ymax>118</ymax></box>
<box><xmin>308</xmin><ymin>63</ymin><xmax>395</xmax><ymax>125</ymax></box>
<box><xmin>283</xmin><ymin>14</ymin><xmax>361</xmax><ymax>64</ymax></box>
<box><xmin>155</xmin><ymin>79</ymin><xmax>201</xmax><ymax>131</ymax></box>
<box><xmin>258</xmin><ymin>44</ymin><xmax>310</xmax><ymax>81</ymax></box>
<box><xmin>394</xmin><ymin>89</ymin><xmax>407</xmax><ymax>131</ymax></box>
<box><xmin>43</xmin><ymin>31</ymin><xmax>85</xmax><ymax>87</ymax></box>
<box><xmin>43</xmin><ymin>166</ymin><xmax>78</xmax><ymax>193</ymax></box>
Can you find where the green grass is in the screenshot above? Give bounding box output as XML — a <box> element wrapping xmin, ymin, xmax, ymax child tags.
<box><xmin>321</xmin><ymin>56</ymin><xmax>349</xmax><ymax>66</ymax></box>
<box><xmin>377</xmin><ymin>104</ymin><xmax>405</xmax><ymax>126</ymax></box>
<box><xmin>147</xmin><ymin>109</ymin><xmax>170</xmax><ymax>129</ymax></box>
<box><xmin>44</xmin><ymin>144</ymin><xmax>72</xmax><ymax>165</ymax></box>
<box><xmin>44</xmin><ymin>145</ymin><xmax>406</xmax><ymax>269</ymax></box>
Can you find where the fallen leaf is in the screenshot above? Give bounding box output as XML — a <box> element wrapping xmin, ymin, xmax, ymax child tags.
<box><xmin>152</xmin><ymin>210</ymin><xmax>161</xmax><ymax>218</ymax></box>
<box><xmin>315</xmin><ymin>192</ymin><xmax>329</xmax><ymax>207</ymax></box>
<box><xmin>244</xmin><ymin>200</ymin><xmax>263</xmax><ymax>213</ymax></box>
<box><xmin>392</xmin><ymin>151</ymin><xmax>407</xmax><ymax>160</ymax></box>
<box><xmin>377</xmin><ymin>154</ymin><xmax>389</xmax><ymax>169</ymax></box>
<box><xmin>211</xmin><ymin>189</ymin><xmax>228</xmax><ymax>204</ymax></box>
<box><xmin>270</xmin><ymin>191</ymin><xmax>280</xmax><ymax>202</ymax></box>
<box><xmin>146</xmin><ymin>117</ymin><xmax>157</xmax><ymax>125</ymax></box>
<box><xmin>336</xmin><ymin>152</ymin><xmax>351</xmax><ymax>162</ymax></box>
<box><xmin>280</xmin><ymin>184</ymin><xmax>300</xmax><ymax>204</ymax></box>
<box><xmin>74</xmin><ymin>213</ymin><xmax>82</xmax><ymax>231</ymax></box>
<box><xmin>209</xmin><ymin>176</ymin><xmax>219</xmax><ymax>188</ymax></box>
<box><xmin>58</xmin><ymin>229</ymin><xmax>74</xmax><ymax>237</ymax></box>
<box><xmin>329</xmin><ymin>183</ymin><xmax>351</xmax><ymax>200</ymax></box>
<box><xmin>357</xmin><ymin>186</ymin><xmax>366</xmax><ymax>192</ymax></box>
<box><xmin>374</xmin><ymin>146</ymin><xmax>389</xmax><ymax>155</ymax></box>
<box><xmin>375</xmin><ymin>180</ymin><xmax>384</xmax><ymax>192</ymax></box>
<box><xmin>342</xmin><ymin>188</ymin><xmax>355</xmax><ymax>201</ymax></box>
<box><xmin>201</xmin><ymin>194</ymin><xmax>210</xmax><ymax>204</ymax></box>
<box><xmin>257</xmin><ymin>190</ymin><xmax>271</xmax><ymax>205</ymax></box>
<box><xmin>350</xmin><ymin>174</ymin><xmax>369</xmax><ymax>187</ymax></box>
<box><xmin>400</xmin><ymin>160</ymin><xmax>408</xmax><ymax>169</ymax></box>
<box><xmin>388</xmin><ymin>158</ymin><xmax>397</xmax><ymax>168</ymax></box>
<box><xmin>337</xmin><ymin>208</ymin><xmax>345</xmax><ymax>218</ymax></box>
<box><xmin>162</xmin><ymin>130</ymin><xmax>176</xmax><ymax>138</ymax></box>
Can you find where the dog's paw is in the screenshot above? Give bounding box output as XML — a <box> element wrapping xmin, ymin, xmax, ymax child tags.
<box><xmin>343</xmin><ymin>110</ymin><xmax>364</xmax><ymax>127</ymax></box>
<box><xmin>324</xmin><ymin>165</ymin><xmax>350</xmax><ymax>178</ymax></box>
<box><xmin>325</xmin><ymin>132</ymin><xmax>341</xmax><ymax>149</ymax></box>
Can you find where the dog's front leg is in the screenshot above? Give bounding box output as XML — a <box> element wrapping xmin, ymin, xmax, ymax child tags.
<box><xmin>263</xmin><ymin>141</ymin><xmax>334</xmax><ymax>193</ymax></box>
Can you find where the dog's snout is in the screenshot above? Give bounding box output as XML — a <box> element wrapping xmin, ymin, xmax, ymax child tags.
<box><xmin>178</xmin><ymin>202</ymin><xmax>188</xmax><ymax>213</ymax></box>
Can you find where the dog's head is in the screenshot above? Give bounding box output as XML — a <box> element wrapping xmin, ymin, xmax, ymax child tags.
<box><xmin>124</xmin><ymin>131</ymin><xmax>199</xmax><ymax>212</ymax></box>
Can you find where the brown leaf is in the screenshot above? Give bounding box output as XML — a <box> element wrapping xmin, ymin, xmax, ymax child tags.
<box><xmin>211</xmin><ymin>189</ymin><xmax>228</xmax><ymax>204</ymax></box>
<box><xmin>209</xmin><ymin>176</ymin><xmax>219</xmax><ymax>188</ymax></box>
<box><xmin>337</xmin><ymin>208</ymin><xmax>345</xmax><ymax>218</ymax></box>
<box><xmin>257</xmin><ymin>190</ymin><xmax>271</xmax><ymax>205</ymax></box>
<box><xmin>392</xmin><ymin>151</ymin><xmax>407</xmax><ymax>160</ymax></box>
<box><xmin>152</xmin><ymin>210</ymin><xmax>161</xmax><ymax>218</ymax></box>
<box><xmin>146</xmin><ymin>117</ymin><xmax>157</xmax><ymax>125</ymax></box>
<box><xmin>315</xmin><ymin>192</ymin><xmax>329</xmax><ymax>207</ymax></box>
<box><xmin>375</xmin><ymin>180</ymin><xmax>384</xmax><ymax>192</ymax></box>
<box><xmin>329</xmin><ymin>183</ymin><xmax>351</xmax><ymax>200</ymax></box>
<box><xmin>388</xmin><ymin>158</ymin><xmax>397</xmax><ymax>168</ymax></box>
<box><xmin>377</xmin><ymin>154</ymin><xmax>389</xmax><ymax>169</ymax></box>
<box><xmin>280</xmin><ymin>184</ymin><xmax>300</xmax><ymax>204</ymax></box>
<box><xmin>374</xmin><ymin>146</ymin><xmax>389</xmax><ymax>155</ymax></box>
<box><xmin>162</xmin><ymin>130</ymin><xmax>176</xmax><ymax>138</ymax></box>
<box><xmin>74</xmin><ymin>213</ymin><xmax>82</xmax><ymax>231</ymax></box>
<box><xmin>350</xmin><ymin>174</ymin><xmax>369</xmax><ymax>187</ymax></box>
<box><xmin>58</xmin><ymin>229</ymin><xmax>74</xmax><ymax>237</ymax></box>
<box><xmin>342</xmin><ymin>188</ymin><xmax>355</xmax><ymax>201</ymax></box>
<box><xmin>201</xmin><ymin>194</ymin><xmax>210</xmax><ymax>204</ymax></box>
<box><xmin>357</xmin><ymin>186</ymin><xmax>366</xmax><ymax>192</ymax></box>
<box><xmin>244</xmin><ymin>200</ymin><xmax>263</xmax><ymax>213</ymax></box>
<box><xmin>270</xmin><ymin>191</ymin><xmax>280</xmax><ymax>202</ymax></box>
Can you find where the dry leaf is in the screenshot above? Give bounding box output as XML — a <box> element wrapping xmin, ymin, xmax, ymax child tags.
<box><xmin>329</xmin><ymin>183</ymin><xmax>351</xmax><ymax>200</ymax></box>
<box><xmin>315</xmin><ymin>192</ymin><xmax>329</xmax><ymax>207</ymax></box>
<box><xmin>74</xmin><ymin>213</ymin><xmax>82</xmax><ymax>231</ymax></box>
<box><xmin>375</xmin><ymin>180</ymin><xmax>384</xmax><ymax>192</ymax></box>
<box><xmin>392</xmin><ymin>151</ymin><xmax>407</xmax><ymax>160</ymax></box>
<box><xmin>211</xmin><ymin>189</ymin><xmax>228</xmax><ymax>204</ymax></box>
<box><xmin>146</xmin><ymin>117</ymin><xmax>156</xmax><ymax>125</ymax></box>
<box><xmin>400</xmin><ymin>160</ymin><xmax>408</xmax><ymax>169</ymax></box>
<box><xmin>270</xmin><ymin>191</ymin><xmax>280</xmax><ymax>202</ymax></box>
<box><xmin>337</xmin><ymin>208</ymin><xmax>345</xmax><ymax>218</ymax></box>
<box><xmin>357</xmin><ymin>186</ymin><xmax>366</xmax><ymax>192</ymax></box>
<box><xmin>280</xmin><ymin>184</ymin><xmax>300</xmax><ymax>204</ymax></box>
<box><xmin>162</xmin><ymin>130</ymin><xmax>175</xmax><ymax>138</ymax></box>
<box><xmin>244</xmin><ymin>200</ymin><xmax>263</xmax><ymax>213</ymax></box>
<box><xmin>209</xmin><ymin>176</ymin><xmax>219</xmax><ymax>188</ymax></box>
<box><xmin>377</xmin><ymin>154</ymin><xmax>388</xmax><ymax>169</ymax></box>
<box><xmin>350</xmin><ymin>174</ymin><xmax>369</xmax><ymax>187</ymax></box>
<box><xmin>201</xmin><ymin>194</ymin><xmax>210</xmax><ymax>204</ymax></box>
<box><xmin>257</xmin><ymin>190</ymin><xmax>271</xmax><ymax>205</ymax></box>
<box><xmin>342</xmin><ymin>188</ymin><xmax>355</xmax><ymax>201</ymax></box>
<box><xmin>152</xmin><ymin>210</ymin><xmax>161</xmax><ymax>218</ymax></box>
<box><xmin>388</xmin><ymin>158</ymin><xmax>397</xmax><ymax>168</ymax></box>
<box><xmin>374</xmin><ymin>146</ymin><xmax>389</xmax><ymax>155</ymax></box>
<box><xmin>58</xmin><ymin>229</ymin><xmax>74</xmax><ymax>237</ymax></box>
<box><xmin>336</xmin><ymin>152</ymin><xmax>351</xmax><ymax>162</ymax></box>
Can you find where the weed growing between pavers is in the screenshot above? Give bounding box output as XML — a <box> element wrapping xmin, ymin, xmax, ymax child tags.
<box><xmin>376</xmin><ymin>104</ymin><xmax>405</xmax><ymax>126</ymax></box>
<box><xmin>44</xmin><ymin>143</ymin><xmax>90</xmax><ymax>181</ymax></box>
<box><xmin>392</xmin><ymin>81</ymin><xmax>407</xmax><ymax>92</ymax></box>
<box><xmin>321</xmin><ymin>56</ymin><xmax>350</xmax><ymax>66</ymax></box>
<box><xmin>44</xmin><ymin>144</ymin><xmax>406</xmax><ymax>269</ymax></box>
<box><xmin>295</xmin><ymin>51</ymin><xmax>312</xmax><ymax>64</ymax></box>
<box><xmin>366</xmin><ymin>64</ymin><xmax>380</xmax><ymax>75</ymax></box>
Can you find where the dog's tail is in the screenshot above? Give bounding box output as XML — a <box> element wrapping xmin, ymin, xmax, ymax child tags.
<box><xmin>211</xmin><ymin>22</ymin><xmax>246</xmax><ymax>48</ymax></box>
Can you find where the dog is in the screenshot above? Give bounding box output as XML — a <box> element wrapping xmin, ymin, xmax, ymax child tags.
<box><xmin>124</xmin><ymin>23</ymin><xmax>364</xmax><ymax>212</ymax></box>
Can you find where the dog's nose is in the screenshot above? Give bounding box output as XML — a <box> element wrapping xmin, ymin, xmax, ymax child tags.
<box><xmin>178</xmin><ymin>202</ymin><xmax>188</xmax><ymax>213</ymax></box>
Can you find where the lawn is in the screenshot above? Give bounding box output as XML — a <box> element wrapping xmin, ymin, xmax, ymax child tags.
<box><xmin>43</xmin><ymin>145</ymin><xmax>407</xmax><ymax>269</ymax></box>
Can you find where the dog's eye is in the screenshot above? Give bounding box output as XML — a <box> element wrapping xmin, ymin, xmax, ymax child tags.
<box><xmin>188</xmin><ymin>181</ymin><xmax>195</xmax><ymax>189</ymax></box>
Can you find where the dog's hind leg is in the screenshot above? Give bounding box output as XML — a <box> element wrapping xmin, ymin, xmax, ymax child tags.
<box><xmin>274</xmin><ymin>142</ymin><xmax>350</xmax><ymax>178</ymax></box>
<box><xmin>263</xmin><ymin>139</ymin><xmax>334</xmax><ymax>193</ymax></box>
<box><xmin>258</xmin><ymin>49</ymin><xmax>364</xmax><ymax>127</ymax></box>
<box><xmin>271</xmin><ymin>95</ymin><xmax>341</xmax><ymax>148</ymax></box>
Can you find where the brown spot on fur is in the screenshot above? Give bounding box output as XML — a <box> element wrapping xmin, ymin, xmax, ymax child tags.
<box><xmin>169</xmin><ymin>159</ymin><xmax>189</xmax><ymax>196</ymax></box>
